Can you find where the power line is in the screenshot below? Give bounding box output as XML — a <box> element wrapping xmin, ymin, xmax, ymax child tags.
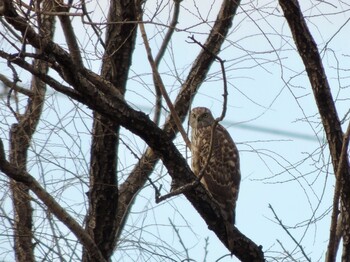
<box><xmin>225</xmin><ymin>121</ymin><xmax>320</xmax><ymax>142</ymax></box>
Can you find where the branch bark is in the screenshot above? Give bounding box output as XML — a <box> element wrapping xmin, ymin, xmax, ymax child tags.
<box><xmin>8</xmin><ymin>4</ymin><xmax>55</xmax><ymax>261</ymax></box>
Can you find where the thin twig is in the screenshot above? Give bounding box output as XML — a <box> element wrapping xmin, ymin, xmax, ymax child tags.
<box><xmin>138</xmin><ymin>9</ymin><xmax>191</xmax><ymax>149</ymax></box>
<box><xmin>276</xmin><ymin>239</ymin><xmax>299</xmax><ymax>262</ymax></box>
<box><xmin>203</xmin><ymin>237</ymin><xmax>209</xmax><ymax>262</ymax></box>
<box><xmin>6</xmin><ymin>60</ymin><xmax>20</xmax><ymax>120</ymax></box>
<box><xmin>81</xmin><ymin>0</ymin><xmax>106</xmax><ymax>50</ymax></box>
<box><xmin>269</xmin><ymin>204</ymin><xmax>311</xmax><ymax>262</ymax></box>
<box><xmin>188</xmin><ymin>35</ymin><xmax>228</xmax><ymax>122</ymax></box>
<box><xmin>154</xmin><ymin>0</ymin><xmax>181</xmax><ymax>67</ymax></box>
<box><xmin>168</xmin><ymin>218</ymin><xmax>190</xmax><ymax>261</ymax></box>
<box><xmin>153</xmin><ymin>0</ymin><xmax>181</xmax><ymax>125</ymax></box>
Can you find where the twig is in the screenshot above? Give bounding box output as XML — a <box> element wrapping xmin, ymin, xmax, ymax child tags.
<box><xmin>147</xmin><ymin>176</ymin><xmax>162</xmax><ymax>201</ymax></box>
<box><xmin>152</xmin><ymin>0</ymin><xmax>181</xmax><ymax>125</ymax></box>
<box><xmin>203</xmin><ymin>237</ymin><xmax>209</xmax><ymax>262</ymax></box>
<box><xmin>81</xmin><ymin>0</ymin><xmax>106</xmax><ymax>50</ymax></box>
<box><xmin>155</xmin><ymin>0</ymin><xmax>181</xmax><ymax>67</ymax></box>
<box><xmin>269</xmin><ymin>204</ymin><xmax>311</xmax><ymax>262</ymax></box>
<box><xmin>0</xmin><ymin>74</ymin><xmax>33</xmax><ymax>97</ymax></box>
<box><xmin>168</xmin><ymin>218</ymin><xmax>190</xmax><ymax>261</ymax></box>
<box><xmin>138</xmin><ymin>9</ymin><xmax>191</xmax><ymax>149</ymax></box>
<box><xmin>187</xmin><ymin>35</ymin><xmax>228</xmax><ymax>122</ymax></box>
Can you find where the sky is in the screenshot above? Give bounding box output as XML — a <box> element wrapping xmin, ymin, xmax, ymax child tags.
<box><xmin>0</xmin><ymin>0</ymin><xmax>350</xmax><ymax>261</ymax></box>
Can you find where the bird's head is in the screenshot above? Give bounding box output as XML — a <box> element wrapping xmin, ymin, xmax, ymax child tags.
<box><xmin>189</xmin><ymin>107</ymin><xmax>215</xmax><ymax>129</ymax></box>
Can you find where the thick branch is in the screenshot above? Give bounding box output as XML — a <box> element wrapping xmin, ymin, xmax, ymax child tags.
<box><xmin>55</xmin><ymin>0</ymin><xmax>83</xmax><ymax>66</ymax></box>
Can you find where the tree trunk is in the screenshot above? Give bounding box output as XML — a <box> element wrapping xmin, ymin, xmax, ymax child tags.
<box><xmin>83</xmin><ymin>1</ymin><xmax>138</xmax><ymax>260</ymax></box>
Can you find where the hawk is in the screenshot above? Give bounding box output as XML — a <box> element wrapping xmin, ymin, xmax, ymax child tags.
<box><xmin>190</xmin><ymin>107</ymin><xmax>241</xmax><ymax>225</ymax></box>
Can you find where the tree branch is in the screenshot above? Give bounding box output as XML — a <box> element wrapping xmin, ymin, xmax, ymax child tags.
<box><xmin>8</xmin><ymin>5</ymin><xmax>55</xmax><ymax>261</ymax></box>
<box><xmin>279</xmin><ymin>0</ymin><xmax>350</xmax><ymax>260</ymax></box>
<box><xmin>269</xmin><ymin>204</ymin><xmax>311</xmax><ymax>262</ymax></box>
<box><xmin>54</xmin><ymin>0</ymin><xmax>83</xmax><ymax>66</ymax></box>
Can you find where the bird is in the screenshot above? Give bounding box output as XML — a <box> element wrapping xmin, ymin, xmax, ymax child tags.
<box><xmin>189</xmin><ymin>107</ymin><xmax>241</xmax><ymax>225</ymax></box>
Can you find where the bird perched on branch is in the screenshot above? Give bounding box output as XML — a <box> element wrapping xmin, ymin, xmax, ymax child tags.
<box><xmin>189</xmin><ymin>107</ymin><xmax>241</xmax><ymax>225</ymax></box>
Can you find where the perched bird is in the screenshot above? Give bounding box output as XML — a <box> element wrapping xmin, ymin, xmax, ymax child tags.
<box><xmin>190</xmin><ymin>107</ymin><xmax>241</xmax><ymax>225</ymax></box>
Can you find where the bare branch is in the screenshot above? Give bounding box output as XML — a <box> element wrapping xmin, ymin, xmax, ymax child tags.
<box><xmin>80</xmin><ymin>0</ymin><xmax>105</xmax><ymax>50</ymax></box>
<box><xmin>0</xmin><ymin>51</ymin><xmax>83</xmax><ymax>102</ymax></box>
<box><xmin>138</xmin><ymin>8</ymin><xmax>191</xmax><ymax>149</ymax></box>
<box><xmin>153</xmin><ymin>0</ymin><xmax>181</xmax><ymax>124</ymax></box>
<box><xmin>269</xmin><ymin>204</ymin><xmax>311</xmax><ymax>262</ymax></box>
<box><xmin>169</xmin><ymin>218</ymin><xmax>190</xmax><ymax>261</ymax></box>
<box><xmin>187</xmin><ymin>35</ymin><xmax>228</xmax><ymax>122</ymax></box>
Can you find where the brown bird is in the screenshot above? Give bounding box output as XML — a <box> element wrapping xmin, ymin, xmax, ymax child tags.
<box><xmin>190</xmin><ymin>107</ymin><xmax>241</xmax><ymax>225</ymax></box>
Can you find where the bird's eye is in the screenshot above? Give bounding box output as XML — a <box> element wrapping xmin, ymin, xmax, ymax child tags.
<box><xmin>202</xmin><ymin>113</ymin><xmax>208</xmax><ymax>118</ymax></box>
